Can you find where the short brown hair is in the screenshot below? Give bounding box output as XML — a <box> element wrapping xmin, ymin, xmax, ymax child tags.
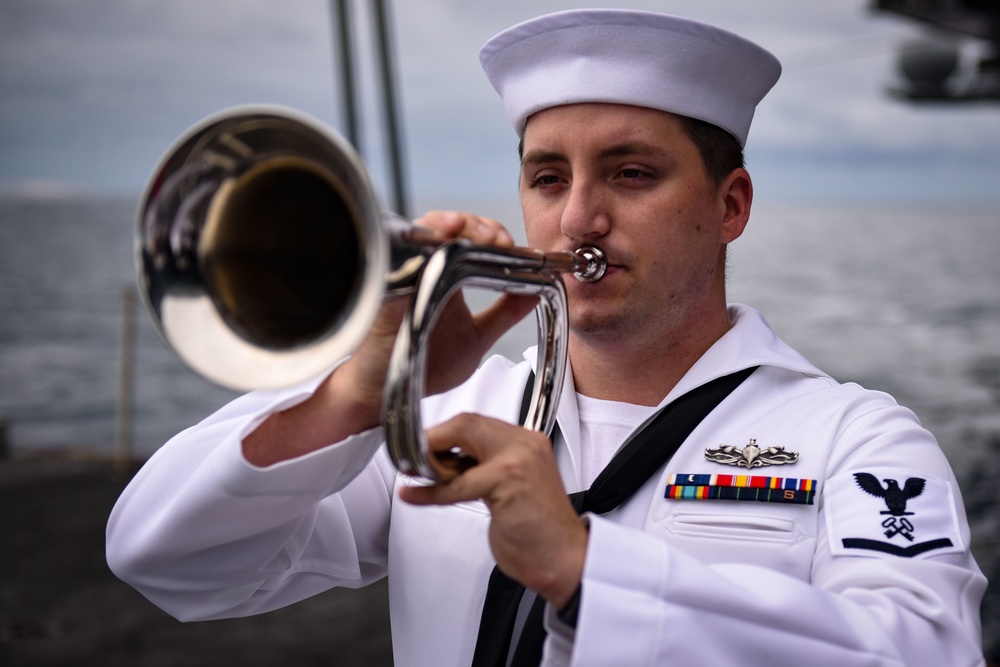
<box><xmin>679</xmin><ymin>116</ymin><xmax>745</xmax><ymax>187</ymax></box>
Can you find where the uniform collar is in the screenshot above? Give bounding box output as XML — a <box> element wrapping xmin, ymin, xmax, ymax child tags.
<box><xmin>524</xmin><ymin>302</ymin><xmax>825</xmax><ymax>438</ymax></box>
<box><xmin>663</xmin><ymin>303</ymin><xmax>826</xmax><ymax>407</ymax></box>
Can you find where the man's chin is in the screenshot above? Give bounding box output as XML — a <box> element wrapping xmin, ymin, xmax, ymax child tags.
<box><xmin>569</xmin><ymin>311</ymin><xmax>629</xmax><ymax>340</ymax></box>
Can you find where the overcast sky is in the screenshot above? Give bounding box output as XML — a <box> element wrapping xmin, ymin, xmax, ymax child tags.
<box><xmin>1</xmin><ymin>0</ymin><xmax>998</xmax><ymax>212</ymax></box>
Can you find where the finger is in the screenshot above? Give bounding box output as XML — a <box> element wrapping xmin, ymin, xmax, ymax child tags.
<box><xmin>415</xmin><ymin>211</ymin><xmax>515</xmax><ymax>247</ymax></box>
<box><xmin>423</xmin><ymin>413</ymin><xmax>518</xmax><ymax>463</ymax></box>
<box><xmin>472</xmin><ymin>293</ymin><xmax>539</xmax><ymax>352</ymax></box>
<box><xmin>399</xmin><ymin>415</ymin><xmax>508</xmax><ymax>505</ymax></box>
<box><xmin>400</xmin><ymin>415</ymin><xmax>550</xmax><ymax>505</ymax></box>
<box><xmin>400</xmin><ymin>450</ymin><xmax>504</xmax><ymax>506</ymax></box>
<box><xmin>471</xmin><ymin>216</ymin><xmax>515</xmax><ymax>247</ymax></box>
<box><xmin>414</xmin><ymin>210</ymin><xmax>465</xmax><ymax>237</ymax></box>
<box><xmin>430</xmin><ymin>445</ymin><xmax>478</xmax><ymax>481</ymax></box>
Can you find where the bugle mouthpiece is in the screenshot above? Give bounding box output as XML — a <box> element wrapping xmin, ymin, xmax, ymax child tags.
<box><xmin>572</xmin><ymin>245</ymin><xmax>607</xmax><ymax>283</ymax></box>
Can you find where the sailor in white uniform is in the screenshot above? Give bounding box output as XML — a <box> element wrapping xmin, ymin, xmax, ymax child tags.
<box><xmin>107</xmin><ymin>9</ymin><xmax>987</xmax><ymax>666</ymax></box>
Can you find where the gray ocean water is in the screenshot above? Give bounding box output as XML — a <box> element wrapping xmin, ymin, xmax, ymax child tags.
<box><xmin>1</xmin><ymin>196</ymin><xmax>997</xmax><ymax>653</ymax></box>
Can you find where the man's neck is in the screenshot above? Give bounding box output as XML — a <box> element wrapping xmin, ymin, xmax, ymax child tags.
<box><xmin>568</xmin><ymin>307</ymin><xmax>733</xmax><ymax>407</ymax></box>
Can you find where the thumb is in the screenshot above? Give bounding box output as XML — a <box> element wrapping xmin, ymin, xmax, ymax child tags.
<box><xmin>474</xmin><ymin>293</ymin><xmax>539</xmax><ymax>351</ymax></box>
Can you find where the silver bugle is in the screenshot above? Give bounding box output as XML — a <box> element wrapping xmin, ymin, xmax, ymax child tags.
<box><xmin>135</xmin><ymin>105</ymin><xmax>606</xmax><ymax>478</ymax></box>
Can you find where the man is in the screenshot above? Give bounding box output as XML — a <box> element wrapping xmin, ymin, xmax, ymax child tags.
<box><xmin>107</xmin><ymin>9</ymin><xmax>987</xmax><ymax>666</ymax></box>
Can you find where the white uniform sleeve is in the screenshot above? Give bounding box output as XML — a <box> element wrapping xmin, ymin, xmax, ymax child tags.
<box><xmin>106</xmin><ymin>385</ymin><xmax>396</xmax><ymax>622</ymax></box>
<box><xmin>574</xmin><ymin>516</ymin><xmax>980</xmax><ymax>666</ymax></box>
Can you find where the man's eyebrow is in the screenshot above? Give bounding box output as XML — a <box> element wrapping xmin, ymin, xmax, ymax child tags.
<box><xmin>520</xmin><ymin>142</ymin><xmax>669</xmax><ymax>168</ymax></box>
<box><xmin>520</xmin><ymin>150</ymin><xmax>567</xmax><ymax>168</ymax></box>
<box><xmin>596</xmin><ymin>142</ymin><xmax>669</xmax><ymax>161</ymax></box>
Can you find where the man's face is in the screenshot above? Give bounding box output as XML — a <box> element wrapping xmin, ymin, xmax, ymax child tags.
<box><xmin>518</xmin><ymin>103</ymin><xmax>746</xmax><ymax>348</ymax></box>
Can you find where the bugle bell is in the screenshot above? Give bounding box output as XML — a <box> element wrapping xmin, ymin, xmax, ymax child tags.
<box><xmin>136</xmin><ymin>105</ymin><xmax>606</xmax><ymax>478</ymax></box>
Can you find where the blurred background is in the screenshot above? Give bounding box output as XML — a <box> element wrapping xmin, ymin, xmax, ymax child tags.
<box><xmin>1</xmin><ymin>0</ymin><xmax>997</xmax><ymax>664</ymax></box>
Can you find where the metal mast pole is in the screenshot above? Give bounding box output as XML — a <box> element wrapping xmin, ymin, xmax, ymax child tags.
<box><xmin>330</xmin><ymin>0</ymin><xmax>359</xmax><ymax>149</ymax></box>
<box><xmin>373</xmin><ymin>0</ymin><xmax>410</xmax><ymax>217</ymax></box>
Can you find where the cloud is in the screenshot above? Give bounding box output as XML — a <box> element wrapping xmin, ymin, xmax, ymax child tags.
<box><xmin>0</xmin><ymin>0</ymin><xmax>997</xmax><ymax>204</ymax></box>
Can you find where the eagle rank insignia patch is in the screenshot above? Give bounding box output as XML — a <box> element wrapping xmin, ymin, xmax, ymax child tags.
<box><xmin>825</xmin><ymin>467</ymin><xmax>965</xmax><ymax>559</ymax></box>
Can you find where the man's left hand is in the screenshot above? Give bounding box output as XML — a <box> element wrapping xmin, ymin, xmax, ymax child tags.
<box><xmin>398</xmin><ymin>413</ymin><xmax>587</xmax><ymax>609</ymax></box>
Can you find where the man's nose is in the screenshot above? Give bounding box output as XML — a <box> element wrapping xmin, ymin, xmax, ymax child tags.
<box><xmin>559</xmin><ymin>182</ymin><xmax>610</xmax><ymax>241</ymax></box>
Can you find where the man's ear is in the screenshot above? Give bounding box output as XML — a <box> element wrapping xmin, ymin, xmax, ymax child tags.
<box><xmin>719</xmin><ymin>168</ymin><xmax>752</xmax><ymax>244</ymax></box>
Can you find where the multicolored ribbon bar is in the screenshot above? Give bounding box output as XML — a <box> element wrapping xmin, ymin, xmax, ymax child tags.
<box><xmin>665</xmin><ymin>473</ymin><xmax>816</xmax><ymax>505</ymax></box>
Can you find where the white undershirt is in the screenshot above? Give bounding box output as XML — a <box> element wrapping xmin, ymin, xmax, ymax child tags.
<box><xmin>575</xmin><ymin>393</ymin><xmax>659</xmax><ymax>488</ymax></box>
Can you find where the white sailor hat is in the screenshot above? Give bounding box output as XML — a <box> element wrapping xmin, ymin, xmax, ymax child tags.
<box><xmin>480</xmin><ymin>8</ymin><xmax>781</xmax><ymax>146</ymax></box>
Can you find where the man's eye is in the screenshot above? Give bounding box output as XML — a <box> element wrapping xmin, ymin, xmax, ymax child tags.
<box><xmin>529</xmin><ymin>174</ymin><xmax>562</xmax><ymax>188</ymax></box>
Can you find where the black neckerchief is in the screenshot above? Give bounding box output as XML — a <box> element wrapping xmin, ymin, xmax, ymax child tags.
<box><xmin>470</xmin><ymin>365</ymin><xmax>759</xmax><ymax>667</ymax></box>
